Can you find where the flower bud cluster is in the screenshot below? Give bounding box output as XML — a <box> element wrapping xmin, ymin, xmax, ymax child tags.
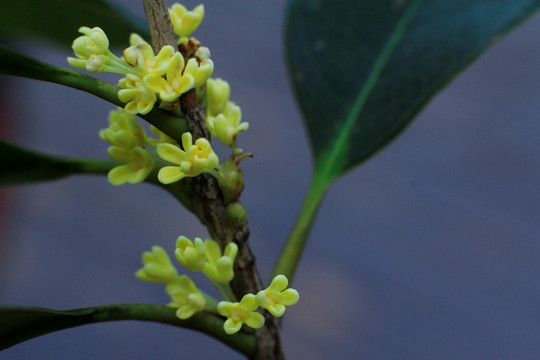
<box><xmin>71</xmin><ymin>3</ymin><xmax>250</xmax><ymax>206</ymax></box>
<box><xmin>170</xmin><ymin>4</ymin><xmax>205</xmax><ymax>41</ymax></box>
<box><xmin>154</xmin><ymin>131</ymin><xmax>246</xmax><ymax>205</ymax></box>
<box><xmin>196</xmin><ymin>77</ymin><xmax>251</xmax><ymax>203</ymax></box>
<box><xmin>99</xmin><ymin>108</ymin><xmax>155</xmax><ymax>185</ymax></box>
<box><xmin>175</xmin><ymin>236</ymin><xmax>238</xmax><ymax>284</ymax></box>
<box><xmin>156</xmin><ymin>132</ymin><xmax>219</xmax><ymax>184</ymax></box>
<box><xmin>136</xmin><ymin>238</ymin><xmax>299</xmax><ymax>335</ymax></box>
<box><xmin>204</xmin><ymin>78</ymin><xmax>249</xmax><ymax>147</ymax></box>
<box><xmin>100</xmin><ymin>111</ymin><xmax>220</xmax><ymax>186</ymax></box>
<box><xmin>135</xmin><ymin>246</ymin><xmax>206</xmax><ymax>319</ymax></box>
<box><xmin>99</xmin><ymin>108</ymin><xmax>183</xmax><ymax>185</ymax></box>
<box><xmin>67</xmin><ymin>3</ymin><xmax>213</xmax><ymax>115</ymax></box>
<box><xmin>217</xmin><ymin>274</ymin><xmax>300</xmax><ymax>334</ymax></box>
<box><xmin>135</xmin><ymin>236</ymin><xmax>238</xmax><ymax>321</ymax></box>
<box><xmin>86</xmin><ymin>2</ymin><xmax>297</xmax><ymax>335</ymax></box>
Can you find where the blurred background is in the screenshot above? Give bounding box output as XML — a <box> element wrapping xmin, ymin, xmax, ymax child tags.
<box><xmin>0</xmin><ymin>1</ymin><xmax>539</xmax><ymax>359</ymax></box>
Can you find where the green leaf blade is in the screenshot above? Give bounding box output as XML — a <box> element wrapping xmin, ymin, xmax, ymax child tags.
<box><xmin>0</xmin><ymin>307</ymin><xmax>96</xmax><ymax>350</ymax></box>
<box><xmin>0</xmin><ymin>45</ymin><xmax>187</xmax><ymax>140</ymax></box>
<box><xmin>286</xmin><ymin>0</ymin><xmax>540</xmax><ymax>183</ymax></box>
<box><xmin>0</xmin><ymin>139</ymin><xmax>113</xmax><ymax>186</ymax></box>
<box><xmin>0</xmin><ymin>0</ymin><xmax>148</xmax><ymax>48</ymax></box>
<box><xmin>0</xmin><ymin>305</ymin><xmax>256</xmax><ymax>356</ymax></box>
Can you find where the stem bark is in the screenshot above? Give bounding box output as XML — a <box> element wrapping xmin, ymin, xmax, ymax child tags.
<box><xmin>142</xmin><ymin>1</ymin><xmax>284</xmax><ymax>358</ymax></box>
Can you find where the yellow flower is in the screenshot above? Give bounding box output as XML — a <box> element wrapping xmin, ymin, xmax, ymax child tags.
<box><xmin>86</xmin><ymin>54</ymin><xmax>106</xmax><ymax>72</ymax></box>
<box><xmin>175</xmin><ymin>236</ymin><xmax>207</xmax><ymax>272</ymax></box>
<box><xmin>67</xmin><ymin>26</ymin><xmax>135</xmax><ymax>75</ymax></box>
<box><xmin>203</xmin><ymin>239</ymin><xmax>238</xmax><ymax>284</ymax></box>
<box><xmin>135</xmin><ymin>246</ymin><xmax>180</xmax><ymax>284</ymax></box>
<box><xmin>169</xmin><ymin>4</ymin><xmax>205</xmax><ymax>38</ymax></box>
<box><xmin>107</xmin><ymin>146</ymin><xmax>155</xmax><ymax>185</ymax></box>
<box><xmin>217</xmin><ymin>294</ymin><xmax>265</xmax><ymax>334</ymax></box>
<box><xmin>71</xmin><ymin>26</ymin><xmax>109</xmax><ymax>57</ymax></box>
<box><xmin>144</xmin><ymin>52</ymin><xmax>194</xmax><ymax>102</ymax></box>
<box><xmin>118</xmin><ymin>74</ymin><xmax>157</xmax><ymax>115</ymax></box>
<box><xmin>206</xmin><ymin>78</ymin><xmax>230</xmax><ymax>116</ymax></box>
<box><xmin>129</xmin><ymin>33</ymin><xmax>146</xmax><ymax>46</ymax></box>
<box><xmin>183</xmin><ymin>58</ymin><xmax>214</xmax><ymax>88</ymax></box>
<box><xmin>204</xmin><ymin>79</ymin><xmax>248</xmax><ymax>145</ymax></box>
<box><xmin>99</xmin><ymin>108</ymin><xmax>146</xmax><ymax>149</ymax></box>
<box><xmin>123</xmin><ymin>42</ymin><xmax>175</xmax><ymax>76</ymax></box>
<box><xmin>156</xmin><ymin>132</ymin><xmax>219</xmax><ymax>184</ymax></box>
<box><xmin>256</xmin><ymin>275</ymin><xmax>299</xmax><ymax>317</ymax></box>
<box><xmin>168</xmin><ymin>275</ymin><xmax>206</xmax><ymax>319</ymax></box>
<box><xmin>99</xmin><ymin>108</ymin><xmax>154</xmax><ymax>185</ymax></box>
<box><xmin>195</xmin><ymin>46</ymin><xmax>211</xmax><ymax>60</ymax></box>
<box><xmin>211</xmin><ymin>103</ymin><xmax>249</xmax><ymax>146</ymax></box>
<box><xmin>67</xmin><ymin>27</ymin><xmax>110</xmax><ymax>72</ymax></box>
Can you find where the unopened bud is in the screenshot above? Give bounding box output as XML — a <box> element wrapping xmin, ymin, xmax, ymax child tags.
<box><xmin>226</xmin><ymin>202</ymin><xmax>248</xmax><ymax>223</ymax></box>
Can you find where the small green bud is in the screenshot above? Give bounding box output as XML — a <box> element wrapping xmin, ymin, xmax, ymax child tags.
<box><xmin>216</xmin><ymin>158</ymin><xmax>244</xmax><ymax>204</ymax></box>
<box><xmin>226</xmin><ymin>202</ymin><xmax>248</xmax><ymax>223</ymax></box>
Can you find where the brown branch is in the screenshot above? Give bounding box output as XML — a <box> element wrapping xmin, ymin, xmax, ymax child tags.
<box><xmin>180</xmin><ymin>90</ymin><xmax>285</xmax><ymax>360</ymax></box>
<box><xmin>142</xmin><ymin>1</ymin><xmax>284</xmax><ymax>358</ymax></box>
<box><xmin>178</xmin><ymin>89</ymin><xmax>210</xmax><ymax>139</ymax></box>
<box><xmin>143</xmin><ymin>0</ymin><xmax>178</xmax><ymax>51</ymax></box>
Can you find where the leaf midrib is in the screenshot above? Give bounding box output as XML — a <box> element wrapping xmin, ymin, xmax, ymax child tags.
<box><xmin>315</xmin><ymin>0</ymin><xmax>425</xmax><ymax>184</ymax></box>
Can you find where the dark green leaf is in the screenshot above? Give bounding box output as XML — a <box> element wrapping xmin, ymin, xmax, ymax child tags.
<box><xmin>0</xmin><ymin>0</ymin><xmax>148</xmax><ymax>48</ymax></box>
<box><xmin>0</xmin><ymin>306</ymin><xmax>98</xmax><ymax>350</ymax></box>
<box><xmin>0</xmin><ymin>43</ymin><xmax>122</xmax><ymax>103</ymax></box>
<box><xmin>0</xmin><ymin>45</ymin><xmax>187</xmax><ymax>139</ymax></box>
<box><xmin>0</xmin><ymin>137</ymin><xmax>193</xmax><ymax>210</ymax></box>
<box><xmin>286</xmin><ymin>0</ymin><xmax>540</xmax><ymax>184</ymax></box>
<box><xmin>0</xmin><ymin>305</ymin><xmax>256</xmax><ymax>356</ymax></box>
<box><xmin>0</xmin><ymin>138</ymin><xmax>113</xmax><ymax>185</ymax></box>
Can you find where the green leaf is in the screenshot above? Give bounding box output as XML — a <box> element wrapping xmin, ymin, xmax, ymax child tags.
<box><xmin>286</xmin><ymin>0</ymin><xmax>540</xmax><ymax>184</ymax></box>
<box><xmin>0</xmin><ymin>45</ymin><xmax>187</xmax><ymax>139</ymax></box>
<box><xmin>0</xmin><ymin>43</ymin><xmax>120</xmax><ymax>103</ymax></box>
<box><xmin>0</xmin><ymin>0</ymin><xmax>148</xmax><ymax>48</ymax></box>
<box><xmin>0</xmin><ymin>306</ymin><xmax>100</xmax><ymax>350</ymax></box>
<box><xmin>0</xmin><ymin>305</ymin><xmax>256</xmax><ymax>356</ymax></box>
<box><xmin>0</xmin><ymin>138</ymin><xmax>114</xmax><ymax>185</ymax></box>
<box><xmin>0</xmin><ymin>137</ymin><xmax>194</xmax><ymax>211</ymax></box>
<box><xmin>275</xmin><ymin>0</ymin><xmax>540</xmax><ymax>282</ymax></box>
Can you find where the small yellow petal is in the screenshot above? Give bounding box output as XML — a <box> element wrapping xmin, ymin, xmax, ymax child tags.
<box><xmin>144</xmin><ymin>74</ymin><xmax>168</xmax><ymax>93</ymax></box>
<box><xmin>193</xmin><ymin>59</ymin><xmax>214</xmax><ymax>87</ymax></box>
<box><xmin>158</xmin><ymin>166</ymin><xmax>186</xmax><ymax>184</ymax></box>
<box><xmin>157</xmin><ymin>143</ymin><xmax>185</xmax><ymax>165</ymax></box>
<box><xmin>108</xmin><ymin>164</ymin><xmax>133</xmax><ymax>185</ymax></box>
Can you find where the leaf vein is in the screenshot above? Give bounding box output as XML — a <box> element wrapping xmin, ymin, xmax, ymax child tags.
<box><xmin>317</xmin><ymin>0</ymin><xmax>425</xmax><ymax>182</ymax></box>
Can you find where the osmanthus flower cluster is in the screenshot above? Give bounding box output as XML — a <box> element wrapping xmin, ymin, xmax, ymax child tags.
<box><xmin>67</xmin><ymin>1</ymin><xmax>291</xmax><ymax>336</ymax></box>
<box><xmin>170</xmin><ymin>4</ymin><xmax>205</xmax><ymax>43</ymax></box>
<box><xmin>70</xmin><ymin>3</ymin><xmax>251</xmax><ymax>198</ymax></box>
<box><xmin>98</xmin><ymin>107</ymin><xmax>182</xmax><ymax>185</ymax></box>
<box><xmin>99</xmin><ymin>108</ymin><xmax>222</xmax><ymax>186</ymax></box>
<box><xmin>135</xmin><ymin>245</ymin><xmax>207</xmax><ymax>319</ymax></box>
<box><xmin>217</xmin><ymin>274</ymin><xmax>300</xmax><ymax>335</ymax></box>
<box><xmin>136</xmin><ymin>237</ymin><xmax>299</xmax><ymax>334</ymax></box>
<box><xmin>204</xmin><ymin>78</ymin><xmax>249</xmax><ymax>148</ymax></box>
<box><xmin>67</xmin><ymin>4</ymin><xmax>212</xmax><ymax>115</ymax></box>
<box><xmin>156</xmin><ymin>132</ymin><xmax>219</xmax><ymax>184</ymax></box>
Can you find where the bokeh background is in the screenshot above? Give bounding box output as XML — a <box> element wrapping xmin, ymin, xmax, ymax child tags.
<box><xmin>1</xmin><ymin>1</ymin><xmax>539</xmax><ymax>359</ymax></box>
